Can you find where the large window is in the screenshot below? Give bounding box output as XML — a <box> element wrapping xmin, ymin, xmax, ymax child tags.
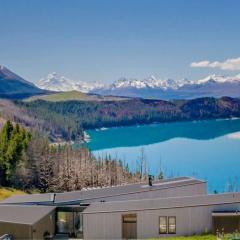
<box><xmin>159</xmin><ymin>216</ymin><xmax>176</xmax><ymax>234</ymax></box>
<box><xmin>56</xmin><ymin>211</ymin><xmax>84</xmax><ymax>236</ymax></box>
<box><xmin>159</xmin><ymin>216</ymin><xmax>167</xmax><ymax>234</ymax></box>
<box><xmin>168</xmin><ymin>217</ymin><xmax>176</xmax><ymax>234</ymax></box>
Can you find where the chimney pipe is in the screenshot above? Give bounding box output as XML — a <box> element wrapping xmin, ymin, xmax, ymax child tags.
<box><xmin>148</xmin><ymin>175</ymin><xmax>153</xmax><ymax>187</ymax></box>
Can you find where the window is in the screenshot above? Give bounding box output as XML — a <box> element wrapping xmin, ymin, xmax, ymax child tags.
<box><xmin>168</xmin><ymin>217</ymin><xmax>176</xmax><ymax>234</ymax></box>
<box><xmin>122</xmin><ymin>214</ymin><xmax>137</xmax><ymax>223</ymax></box>
<box><xmin>159</xmin><ymin>216</ymin><xmax>167</xmax><ymax>234</ymax></box>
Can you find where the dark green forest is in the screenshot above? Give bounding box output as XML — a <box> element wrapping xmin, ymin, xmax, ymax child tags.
<box><xmin>16</xmin><ymin>96</ymin><xmax>240</xmax><ymax>142</ymax></box>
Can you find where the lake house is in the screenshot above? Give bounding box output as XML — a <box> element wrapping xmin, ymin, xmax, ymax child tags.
<box><xmin>0</xmin><ymin>177</ymin><xmax>240</xmax><ymax>239</ymax></box>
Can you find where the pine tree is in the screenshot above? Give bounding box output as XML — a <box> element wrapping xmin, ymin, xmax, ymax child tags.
<box><xmin>0</xmin><ymin>120</ymin><xmax>31</xmax><ymax>186</ymax></box>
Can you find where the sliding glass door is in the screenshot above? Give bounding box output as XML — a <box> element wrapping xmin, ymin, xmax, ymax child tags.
<box><xmin>56</xmin><ymin>211</ymin><xmax>83</xmax><ymax>238</ymax></box>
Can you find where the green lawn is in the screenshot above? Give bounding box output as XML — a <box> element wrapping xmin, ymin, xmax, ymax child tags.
<box><xmin>25</xmin><ymin>91</ymin><xmax>128</xmax><ymax>102</ymax></box>
<box><xmin>150</xmin><ymin>234</ymin><xmax>233</xmax><ymax>240</ymax></box>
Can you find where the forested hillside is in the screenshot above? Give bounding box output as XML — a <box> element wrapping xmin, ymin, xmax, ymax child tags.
<box><xmin>0</xmin><ymin>121</ymin><xmax>141</xmax><ymax>192</ymax></box>
<box><xmin>1</xmin><ymin>97</ymin><xmax>240</xmax><ymax>143</ymax></box>
<box><xmin>16</xmin><ymin>97</ymin><xmax>240</xmax><ymax>142</ymax></box>
<box><xmin>0</xmin><ymin>100</ymin><xmax>81</xmax><ymax>142</ymax></box>
<box><xmin>1</xmin><ymin>97</ymin><xmax>240</xmax><ymax>192</ymax></box>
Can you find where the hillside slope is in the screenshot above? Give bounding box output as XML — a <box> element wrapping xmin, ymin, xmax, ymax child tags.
<box><xmin>0</xmin><ymin>100</ymin><xmax>82</xmax><ymax>142</ymax></box>
<box><xmin>25</xmin><ymin>91</ymin><xmax>128</xmax><ymax>102</ymax></box>
<box><xmin>16</xmin><ymin>97</ymin><xmax>240</xmax><ymax>141</ymax></box>
<box><xmin>0</xmin><ymin>66</ymin><xmax>47</xmax><ymax>99</ymax></box>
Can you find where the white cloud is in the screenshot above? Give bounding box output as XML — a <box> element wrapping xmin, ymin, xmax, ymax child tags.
<box><xmin>190</xmin><ymin>57</ymin><xmax>240</xmax><ymax>70</ymax></box>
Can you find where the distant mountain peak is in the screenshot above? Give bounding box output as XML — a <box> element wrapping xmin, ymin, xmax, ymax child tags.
<box><xmin>110</xmin><ymin>75</ymin><xmax>190</xmax><ymax>90</ymax></box>
<box><xmin>37</xmin><ymin>73</ymin><xmax>105</xmax><ymax>93</ymax></box>
<box><xmin>195</xmin><ymin>73</ymin><xmax>240</xmax><ymax>84</ymax></box>
<box><xmin>0</xmin><ymin>66</ymin><xmax>46</xmax><ymax>99</ymax></box>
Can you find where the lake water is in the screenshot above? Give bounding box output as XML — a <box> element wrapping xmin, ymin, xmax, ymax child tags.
<box><xmin>87</xmin><ymin>119</ymin><xmax>240</xmax><ymax>193</ymax></box>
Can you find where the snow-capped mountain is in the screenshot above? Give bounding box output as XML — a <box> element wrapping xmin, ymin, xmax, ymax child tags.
<box><xmin>37</xmin><ymin>72</ymin><xmax>240</xmax><ymax>99</ymax></box>
<box><xmin>94</xmin><ymin>74</ymin><xmax>240</xmax><ymax>99</ymax></box>
<box><xmin>109</xmin><ymin>74</ymin><xmax>240</xmax><ymax>90</ymax></box>
<box><xmin>195</xmin><ymin>74</ymin><xmax>240</xmax><ymax>84</ymax></box>
<box><xmin>109</xmin><ymin>76</ymin><xmax>191</xmax><ymax>90</ymax></box>
<box><xmin>37</xmin><ymin>72</ymin><xmax>105</xmax><ymax>93</ymax></box>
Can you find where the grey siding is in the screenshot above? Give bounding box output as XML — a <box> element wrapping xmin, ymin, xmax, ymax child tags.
<box><xmin>0</xmin><ymin>206</ymin><xmax>56</xmax><ymax>240</ymax></box>
<box><xmin>0</xmin><ymin>222</ymin><xmax>31</xmax><ymax>239</ymax></box>
<box><xmin>83</xmin><ymin>193</ymin><xmax>240</xmax><ymax>239</ymax></box>
<box><xmin>83</xmin><ymin>203</ymin><xmax>240</xmax><ymax>239</ymax></box>
<box><xmin>32</xmin><ymin>210</ymin><xmax>56</xmax><ymax>240</ymax></box>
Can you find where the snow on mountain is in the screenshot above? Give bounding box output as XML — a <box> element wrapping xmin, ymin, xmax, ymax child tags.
<box><xmin>195</xmin><ymin>74</ymin><xmax>240</xmax><ymax>85</ymax></box>
<box><xmin>37</xmin><ymin>72</ymin><xmax>240</xmax><ymax>99</ymax></box>
<box><xmin>110</xmin><ymin>75</ymin><xmax>191</xmax><ymax>90</ymax></box>
<box><xmin>96</xmin><ymin>73</ymin><xmax>240</xmax><ymax>99</ymax></box>
<box><xmin>37</xmin><ymin>72</ymin><xmax>105</xmax><ymax>93</ymax></box>
<box><xmin>110</xmin><ymin>73</ymin><xmax>240</xmax><ymax>90</ymax></box>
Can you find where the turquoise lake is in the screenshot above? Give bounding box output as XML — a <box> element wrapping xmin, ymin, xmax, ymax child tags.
<box><xmin>87</xmin><ymin>119</ymin><xmax>240</xmax><ymax>193</ymax></box>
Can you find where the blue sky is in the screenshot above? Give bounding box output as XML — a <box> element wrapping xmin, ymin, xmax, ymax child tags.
<box><xmin>1</xmin><ymin>0</ymin><xmax>240</xmax><ymax>83</ymax></box>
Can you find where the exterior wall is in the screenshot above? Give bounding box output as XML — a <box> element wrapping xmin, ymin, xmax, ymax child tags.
<box><xmin>0</xmin><ymin>210</ymin><xmax>55</xmax><ymax>240</ymax></box>
<box><xmin>0</xmin><ymin>222</ymin><xmax>31</xmax><ymax>239</ymax></box>
<box><xmin>83</xmin><ymin>203</ymin><xmax>240</xmax><ymax>239</ymax></box>
<box><xmin>81</xmin><ymin>182</ymin><xmax>207</xmax><ymax>204</ymax></box>
<box><xmin>32</xmin><ymin>210</ymin><xmax>56</xmax><ymax>240</ymax></box>
<box><xmin>84</xmin><ymin>212</ymin><xmax>122</xmax><ymax>239</ymax></box>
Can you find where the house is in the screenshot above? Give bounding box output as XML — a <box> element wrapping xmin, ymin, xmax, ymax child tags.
<box><xmin>83</xmin><ymin>192</ymin><xmax>240</xmax><ymax>239</ymax></box>
<box><xmin>0</xmin><ymin>177</ymin><xmax>240</xmax><ymax>239</ymax></box>
<box><xmin>0</xmin><ymin>205</ymin><xmax>56</xmax><ymax>239</ymax></box>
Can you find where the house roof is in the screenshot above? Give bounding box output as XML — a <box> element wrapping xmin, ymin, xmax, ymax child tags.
<box><xmin>55</xmin><ymin>176</ymin><xmax>205</xmax><ymax>204</ymax></box>
<box><xmin>0</xmin><ymin>192</ymin><xmax>54</xmax><ymax>205</ymax></box>
<box><xmin>83</xmin><ymin>192</ymin><xmax>240</xmax><ymax>214</ymax></box>
<box><xmin>0</xmin><ymin>205</ymin><xmax>56</xmax><ymax>225</ymax></box>
<box><xmin>0</xmin><ymin>177</ymin><xmax>205</xmax><ymax>205</ymax></box>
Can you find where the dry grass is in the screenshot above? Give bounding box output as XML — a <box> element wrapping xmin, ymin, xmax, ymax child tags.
<box><xmin>0</xmin><ymin>187</ymin><xmax>25</xmax><ymax>201</ymax></box>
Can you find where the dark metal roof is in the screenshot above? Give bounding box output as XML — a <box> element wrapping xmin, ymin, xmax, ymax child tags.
<box><xmin>0</xmin><ymin>177</ymin><xmax>205</xmax><ymax>205</ymax></box>
<box><xmin>0</xmin><ymin>192</ymin><xmax>54</xmax><ymax>205</ymax></box>
<box><xmin>55</xmin><ymin>177</ymin><xmax>205</xmax><ymax>204</ymax></box>
<box><xmin>0</xmin><ymin>205</ymin><xmax>56</xmax><ymax>225</ymax></box>
<box><xmin>83</xmin><ymin>192</ymin><xmax>240</xmax><ymax>214</ymax></box>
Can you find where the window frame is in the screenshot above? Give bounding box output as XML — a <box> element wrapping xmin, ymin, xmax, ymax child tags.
<box><xmin>159</xmin><ymin>216</ymin><xmax>168</xmax><ymax>234</ymax></box>
<box><xmin>122</xmin><ymin>214</ymin><xmax>137</xmax><ymax>223</ymax></box>
<box><xmin>168</xmin><ymin>216</ymin><xmax>176</xmax><ymax>234</ymax></box>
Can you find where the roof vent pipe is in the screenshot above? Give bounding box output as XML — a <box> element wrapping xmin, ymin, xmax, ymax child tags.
<box><xmin>51</xmin><ymin>193</ymin><xmax>56</xmax><ymax>203</ymax></box>
<box><xmin>148</xmin><ymin>175</ymin><xmax>153</xmax><ymax>187</ymax></box>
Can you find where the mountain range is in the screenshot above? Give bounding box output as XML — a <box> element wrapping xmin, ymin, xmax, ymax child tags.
<box><xmin>0</xmin><ymin>66</ymin><xmax>46</xmax><ymax>99</ymax></box>
<box><xmin>1</xmin><ymin>65</ymin><xmax>240</xmax><ymax>100</ymax></box>
<box><xmin>37</xmin><ymin>72</ymin><xmax>240</xmax><ymax>99</ymax></box>
<box><xmin>0</xmin><ymin>66</ymin><xmax>240</xmax><ymax>142</ymax></box>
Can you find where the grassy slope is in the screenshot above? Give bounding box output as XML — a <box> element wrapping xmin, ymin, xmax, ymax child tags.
<box><xmin>25</xmin><ymin>90</ymin><xmax>129</xmax><ymax>102</ymax></box>
<box><xmin>0</xmin><ymin>187</ymin><xmax>25</xmax><ymax>201</ymax></box>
